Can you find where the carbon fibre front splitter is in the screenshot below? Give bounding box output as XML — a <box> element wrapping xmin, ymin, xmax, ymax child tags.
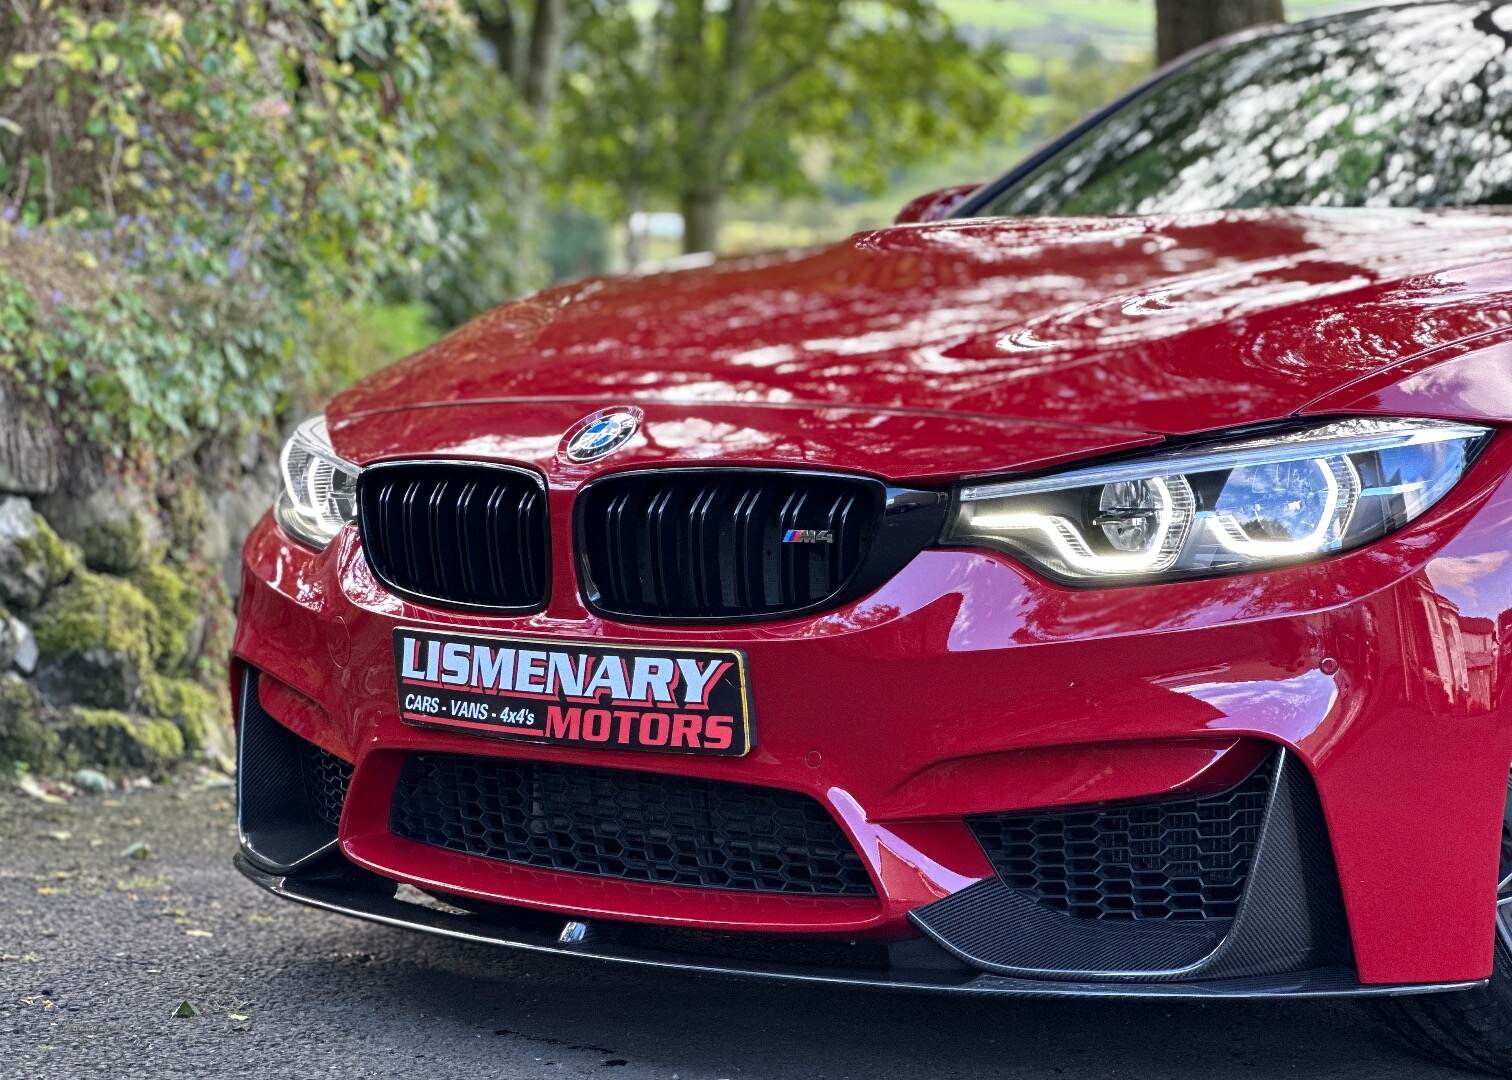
<box><xmin>234</xmin><ymin>853</ymin><xmax>1482</xmax><ymax>1000</ymax></box>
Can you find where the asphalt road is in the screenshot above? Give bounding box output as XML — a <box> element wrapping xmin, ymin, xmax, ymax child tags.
<box><xmin>0</xmin><ymin>783</ymin><xmax>1467</xmax><ymax>1080</ymax></box>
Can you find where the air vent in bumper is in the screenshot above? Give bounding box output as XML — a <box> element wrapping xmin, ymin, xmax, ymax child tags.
<box><xmin>237</xmin><ymin>669</ymin><xmax>353</xmax><ymax>872</ymax></box>
<box><xmin>390</xmin><ymin>753</ymin><xmax>875</xmax><ymax>897</ymax></box>
<box><xmin>969</xmin><ymin>756</ymin><xmax>1274</xmax><ymax>922</ymax></box>
<box><xmin>913</xmin><ymin>750</ymin><xmax>1351</xmax><ymax>981</ymax></box>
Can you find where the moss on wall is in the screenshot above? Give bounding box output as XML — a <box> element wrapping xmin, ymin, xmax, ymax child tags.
<box><xmin>60</xmin><ymin>707</ymin><xmax>186</xmax><ymax>775</ymax></box>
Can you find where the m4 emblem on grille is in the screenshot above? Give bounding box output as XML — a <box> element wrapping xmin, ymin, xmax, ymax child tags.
<box><xmin>782</xmin><ymin>529</ymin><xmax>834</xmax><ymax>544</ymax></box>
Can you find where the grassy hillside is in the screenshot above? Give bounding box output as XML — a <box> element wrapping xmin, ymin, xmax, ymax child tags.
<box><xmin>942</xmin><ymin>0</ymin><xmax>1365</xmax><ymax>58</ymax></box>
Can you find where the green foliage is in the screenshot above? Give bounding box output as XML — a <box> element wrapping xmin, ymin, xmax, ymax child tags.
<box><xmin>554</xmin><ymin>0</ymin><xmax>1024</xmax><ymax>251</ymax></box>
<box><xmin>1040</xmin><ymin>43</ymin><xmax>1151</xmax><ymax>137</ymax></box>
<box><xmin>306</xmin><ymin>301</ymin><xmax>441</xmax><ymax>400</ymax></box>
<box><xmin>405</xmin><ymin>57</ymin><xmax>546</xmax><ymax>327</ymax></box>
<box><xmin>0</xmin><ymin>1</ymin><xmax>473</xmax><ymax>457</ymax></box>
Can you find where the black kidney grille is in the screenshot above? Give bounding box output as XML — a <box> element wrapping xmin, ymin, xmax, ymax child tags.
<box><xmin>391</xmin><ymin>754</ymin><xmax>875</xmax><ymax>896</ymax></box>
<box><xmin>358</xmin><ymin>463</ymin><xmax>548</xmax><ymax>609</ymax></box>
<box><xmin>969</xmin><ymin>757</ymin><xmax>1276</xmax><ymax>922</ymax></box>
<box><xmin>578</xmin><ymin>471</ymin><xmax>882</xmax><ymax>619</ymax></box>
<box><xmin>299</xmin><ymin>740</ymin><xmax>354</xmax><ymax>830</ymax></box>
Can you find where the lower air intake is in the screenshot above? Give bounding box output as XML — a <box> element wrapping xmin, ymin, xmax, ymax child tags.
<box><xmin>969</xmin><ymin>756</ymin><xmax>1275</xmax><ymax>922</ymax></box>
<box><xmin>390</xmin><ymin>754</ymin><xmax>875</xmax><ymax>897</ymax></box>
<box><xmin>300</xmin><ymin>741</ymin><xmax>354</xmax><ymax>830</ymax></box>
<box><xmin>237</xmin><ymin>669</ymin><xmax>354</xmax><ymax>872</ymax></box>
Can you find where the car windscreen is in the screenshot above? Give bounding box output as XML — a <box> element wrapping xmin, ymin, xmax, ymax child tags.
<box><xmin>972</xmin><ymin>1</ymin><xmax>1512</xmax><ymax>217</ymax></box>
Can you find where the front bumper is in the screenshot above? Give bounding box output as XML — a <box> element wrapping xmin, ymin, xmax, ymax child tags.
<box><xmin>232</xmin><ymin>435</ymin><xmax>1512</xmax><ymax>992</ymax></box>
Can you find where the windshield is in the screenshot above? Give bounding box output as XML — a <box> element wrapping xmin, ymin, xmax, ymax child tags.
<box><xmin>973</xmin><ymin>1</ymin><xmax>1512</xmax><ymax>217</ymax></box>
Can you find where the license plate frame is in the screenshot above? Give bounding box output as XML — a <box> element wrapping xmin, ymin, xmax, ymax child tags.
<box><xmin>392</xmin><ymin>627</ymin><xmax>754</xmax><ymax>757</ymax></box>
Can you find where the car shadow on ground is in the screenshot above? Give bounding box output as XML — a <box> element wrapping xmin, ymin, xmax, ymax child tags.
<box><xmin>283</xmin><ymin>916</ymin><xmax>1457</xmax><ymax>1079</ymax></box>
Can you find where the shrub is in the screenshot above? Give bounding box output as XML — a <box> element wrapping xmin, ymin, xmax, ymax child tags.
<box><xmin>0</xmin><ymin>1</ymin><xmax>472</xmax><ymax>458</ymax></box>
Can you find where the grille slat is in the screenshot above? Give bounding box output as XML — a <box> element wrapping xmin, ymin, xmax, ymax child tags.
<box><xmin>970</xmin><ymin>757</ymin><xmax>1276</xmax><ymax>923</ymax></box>
<box><xmin>358</xmin><ymin>463</ymin><xmax>549</xmax><ymax>610</ymax></box>
<box><xmin>579</xmin><ymin>471</ymin><xmax>883</xmax><ymax>620</ymax></box>
<box><xmin>391</xmin><ymin>754</ymin><xmax>875</xmax><ymax>897</ymax></box>
<box><xmin>426</xmin><ymin>481</ymin><xmax>450</xmax><ymax>595</ymax></box>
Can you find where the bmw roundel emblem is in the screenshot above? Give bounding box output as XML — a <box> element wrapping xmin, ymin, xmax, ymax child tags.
<box><xmin>564</xmin><ymin>409</ymin><xmax>641</xmax><ymax>463</ymax></box>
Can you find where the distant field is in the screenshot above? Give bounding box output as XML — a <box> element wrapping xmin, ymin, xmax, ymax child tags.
<box><xmin>943</xmin><ymin>0</ymin><xmax>1368</xmax><ymax>56</ymax></box>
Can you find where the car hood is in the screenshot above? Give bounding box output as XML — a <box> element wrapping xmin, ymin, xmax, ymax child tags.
<box><xmin>329</xmin><ymin>208</ymin><xmax>1512</xmax><ymax>481</ymax></box>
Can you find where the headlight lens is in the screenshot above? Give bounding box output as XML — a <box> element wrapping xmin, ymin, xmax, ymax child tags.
<box><xmin>947</xmin><ymin>418</ymin><xmax>1491</xmax><ymax>585</ymax></box>
<box><xmin>274</xmin><ymin>416</ymin><xmax>359</xmax><ymax>549</ymax></box>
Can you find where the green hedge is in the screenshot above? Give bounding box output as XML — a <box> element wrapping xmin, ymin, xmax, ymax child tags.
<box><xmin>0</xmin><ymin>1</ymin><xmax>479</xmax><ymax>459</ymax></box>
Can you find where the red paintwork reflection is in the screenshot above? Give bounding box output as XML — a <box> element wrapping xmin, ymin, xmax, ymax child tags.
<box><xmin>331</xmin><ymin>208</ymin><xmax>1512</xmax><ymax>440</ymax></box>
<box><xmin>243</xmin><ymin>199</ymin><xmax>1512</xmax><ymax>986</ymax></box>
<box><xmin>236</xmin><ymin>433</ymin><xmax>1512</xmax><ymax>984</ymax></box>
<box><xmin>325</xmin><ymin>398</ymin><xmax>1159</xmax><ymax>485</ymax></box>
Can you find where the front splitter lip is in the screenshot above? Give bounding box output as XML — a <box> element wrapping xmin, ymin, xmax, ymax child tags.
<box><xmin>234</xmin><ymin>852</ymin><xmax>1483</xmax><ymax>1001</ymax></box>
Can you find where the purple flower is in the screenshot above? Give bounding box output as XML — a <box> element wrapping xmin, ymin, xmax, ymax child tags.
<box><xmin>2</xmin><ymin>207</ymin><xmax>15</xmax><ymax>223</ymax></box>
<box><xmin>49</xmin><ymin>289</ymin><xmax>63</xmax><ymax>304</ymax></box>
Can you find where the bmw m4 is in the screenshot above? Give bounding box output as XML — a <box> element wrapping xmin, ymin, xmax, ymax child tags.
<box><xmin>236</xmin><ymin>2</ymin><xmax>1512</xmax><ymax>1071</ymax></box>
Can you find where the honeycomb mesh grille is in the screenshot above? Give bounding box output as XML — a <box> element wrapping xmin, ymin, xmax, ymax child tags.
<box><xmin>299</xmin><ymin>741</ymin><xmax>354</xmax><ymax>829</ymax></box>
<box><xmin>390</xmin><ymin>754</ymin><xmax>875</xmax><ymax>896</ymax></box>
<box><xmin>969</xmin><ymin>756</ymin><xmax>1276</xmax><ymax>922</ymax></box>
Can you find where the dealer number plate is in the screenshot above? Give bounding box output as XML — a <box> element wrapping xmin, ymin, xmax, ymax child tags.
<box><xmin>393</xmin><ymin>628</ymin><xmax>753</xmax><ymax>756</ymax></box>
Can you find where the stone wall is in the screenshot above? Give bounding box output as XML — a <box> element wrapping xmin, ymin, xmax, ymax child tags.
<box><xmin>0</xmin><ymin>397</ymin><xmax>279</xmax><ymax>778</ymax></box>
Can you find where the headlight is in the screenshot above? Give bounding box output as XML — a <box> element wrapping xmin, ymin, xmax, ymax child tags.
<box><xmin>946</xmin><ymin>418</ymin><xmax>1491</xmax><ymax>585</ymax></box>
<box><xmin>274</xmin><ymin>416</ymin><xmax>359</xmax><ymax>550</ymax></box>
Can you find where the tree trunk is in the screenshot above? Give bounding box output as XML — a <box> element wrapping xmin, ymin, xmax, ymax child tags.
<box><xmin>475</xmin><ymin>3</ymin><xmax>522</xmax><ymax>83</ymax></box>
<box><xmin>679</xmin><ymin>188</ymin><xmax>720</xmax><ymax>254</ymax></box>
<box><xmin>1155</xmin><ymin>0</ymin><xmax>1284</xmax><ymax>65</ymax></box>
<box><xmin>522</xmin><ymin>0</ymin><xmax>567</xmax><ymax>124</ymax></box>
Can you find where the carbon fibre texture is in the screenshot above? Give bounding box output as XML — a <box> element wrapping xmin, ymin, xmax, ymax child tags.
<box><xmin>910</xmin><ymin>750</ymin><xmax>1354</xmax><ymax>982</ymax></box>
<box><xmin>237</xmin><ymin>669</ymin><xmax>352</xmax><ymax>872</ymax></box>
<box><xmin>243</xmin><ymin>855</ymin><xmax>1464</xmax><ymax>1000</ymax></box>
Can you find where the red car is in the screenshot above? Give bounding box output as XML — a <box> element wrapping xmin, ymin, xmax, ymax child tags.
<box><xmin>235</xmin><ymin>2</ymin><xmax>1512</xmax><ymax>1072</ymax></box>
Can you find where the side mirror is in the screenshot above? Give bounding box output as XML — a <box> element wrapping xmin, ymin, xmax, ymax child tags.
<box><xmin>893</xmin><ymin>184</ymin><xmax>981</xmax><ymax>225</ymax></box>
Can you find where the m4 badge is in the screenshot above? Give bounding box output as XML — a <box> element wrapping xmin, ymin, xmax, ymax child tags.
<box><xmin>782</xmin><ymin>529</ymin><xmax>834</xmax><ymax>544</ymax></box>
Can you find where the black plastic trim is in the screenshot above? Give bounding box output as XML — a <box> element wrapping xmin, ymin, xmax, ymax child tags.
<box><xmin>234</xmin><ymin>853</ymin><xmax>1479</xmax><ymax>1000</ymax></box>
<box><xmin>911</xmin><ymin>749</ymin><xmax>1352</xmax><ymax>982</ymax></box>
<box><xmin>236</xmin><ymin>668</ymin><xmax>351</xmax><ymax>875</ymax></box>
<box><xmin>572</xmin><ymin>466</ymin><xmax>948</xmax><ymax>625</ymax></box>
<box><xmin>355</xmin><ymin>459</ymin><xmax>551</xmax><ymax>615</ymax></box>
